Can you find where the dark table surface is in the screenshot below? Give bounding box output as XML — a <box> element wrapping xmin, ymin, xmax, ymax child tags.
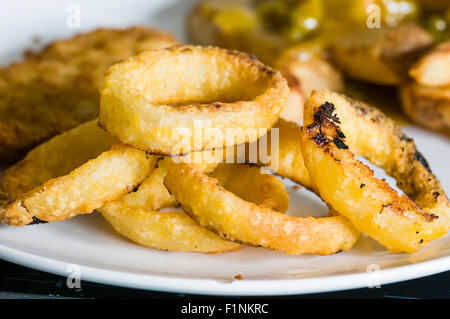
<box><xmin>0</xmin><ymin>259</ymin><xmax>449</xmax><ymax>299</ymax></box>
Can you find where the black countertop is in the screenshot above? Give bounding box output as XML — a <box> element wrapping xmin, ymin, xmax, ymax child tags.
<box><xmin>0</xmin><ymin>259</ymin><xmax>449</xmax><ymax>299</ymax></box>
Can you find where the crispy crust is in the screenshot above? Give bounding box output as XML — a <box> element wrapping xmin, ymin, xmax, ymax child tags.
<box><xmin>0</xmin><ymin>27</ymin><xmax>179</xmax><ymax>164</ymax></box>
<box><xmin>400</xmin><ymin>83</ymin><xmax>450</xmax><ymax>135</ymax></box>
<box><xmin>209</xmin><ymin>163</ymin><xmax>290</xmax><ymax>213</ymax></box>
<box><xmin>0</xmin><ymin>120</ymin><xmax>118</xmax><ymax>200</ymax></box>
<box><xmin>164</xmin><ymin>160</ymin><xmax>359</xmax><ymax>255</ymax></box>
<box><xmin>100</xmin><ymin>201</ymin><xmax>242</xmax><ymax>254</ymax></box>
<box><xmin>0</xmin><ymin>121</ymin><xmax>156</xmax><ymax>226</ymax></box>
<box><xmin>301</xmin><ymin>89</ymin><xmax>450</xmax><ymax>253</ymax></box>
<box><xmin>330</xmin><ymin>24</ymin><xmax>433</xmax><ymax>85</ymax></box>
<box><xmin>99</xmin><ymin>162</ymin><xmax>242</xmax><ymax>253</ymax></box>
<box><xmin>99</xmin><ymin>45</ymin><xmax>289</xmax><ymax>155</ymax></box>
<box><xmin>409</xmin><ymin>41</ymin><xmax>450</xmax><ymax>87</ymax></box>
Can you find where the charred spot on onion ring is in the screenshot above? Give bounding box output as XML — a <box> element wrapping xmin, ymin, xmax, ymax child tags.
<box><xmin>301</xmin><ymin>89</ymin><xmax>450</xmax><ymax>253</ymax></box>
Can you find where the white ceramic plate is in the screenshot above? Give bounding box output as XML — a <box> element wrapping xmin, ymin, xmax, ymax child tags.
<box><xmin>0</xmin><ymin>0</ymin><xmax>449</xmax><ymax>296</ymax></box>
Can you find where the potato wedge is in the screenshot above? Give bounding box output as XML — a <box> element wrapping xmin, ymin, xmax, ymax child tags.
<box><xmin>409</xmin><ymin>41</ymin><xmax>450</xmax><ymax>87</ymax></box>
<box><xmin>399</xmin><ymin>83</ymin><xmax>450</xmax><ymax>135</ymax></box>
<box><xmin>330</xmin><ymin>24</ymin><xmax>433</xmax><ymax>85</ymax></box>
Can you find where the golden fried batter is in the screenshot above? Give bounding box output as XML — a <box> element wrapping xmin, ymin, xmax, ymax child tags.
<box><xmin>0</xmin><ymin>27</ymin><xmax>178</xmax><ymax>163</ymax></box>
<box><xmin>301</xmin><ymin>89</ymin><xmax>450</xmax><ymax>253</ymax></box>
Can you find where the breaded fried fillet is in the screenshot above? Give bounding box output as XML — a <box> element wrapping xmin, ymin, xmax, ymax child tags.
<box><xmin>0</xmin><ymin>27</ymin><xmax>179</xmax><ymax>163</ymax></box>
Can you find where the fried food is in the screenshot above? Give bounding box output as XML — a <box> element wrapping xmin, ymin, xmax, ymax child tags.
<box><xmin>99</xmin><ymin>45</ymin><xmax>288</xmax><ymax>155</ymax></box>
<box><xmin>186</xmin><ymin>0</ymin><xmax>421</xmax><ymax>65</ymax></box>
<box><xmin>99</xmin><ymin>162</ymin><xmax>242</xmax><ymax>253</ymax></box>
<box><xmin>399</xmin><ymin>83</ymin><xmax>450</xmax><ymax>135</ymax></box>
<box><xmin>330</xmin><ymin>24</ymin><xmax>433</xmax><ymax>85</ymax></box>
<box><xmin>0</xmin><ymin>119</ymin><xmax>240</xmax><ymax>251</ymax></box>
<box><xmin>275</xmin><ymin>47</ymin><xmax>344</xmax><ymax>100</ymax></box>
<box><xmin>301</xmin><ymin>89</ymin><xmax>450</xmax><ymax>253</ymax></box>
<box><xmin>0</xmin><ymin>120</ymin><xmax>117</xmax><ymax>200</ymax></box>
<box><xmin>0</xmin><ymin>120</ymin><xmax>156</xmax><ymax>226</ymax></box>
<box><xmin>409</xmin><ymin>41</ymin><xmax>450</xmax><ymax>87</ymax></box>
<box><xmin>2</xmin><ymin>7</ymin><xmax>447</xmax><ymax>259</ymax></box>
<box><xmin>164</xmin><ymin>160</ymin><xmax>359</xmax><ymax>255</ymax></box>
<box><xmin>275</xmin><ymin>54</ymin><xmax>344</xmax><ymax>124</ymax></box>
<box><xmin>278</xmin><ymin>74</ymin><xmax>304</xmax><ymax>123</ymax></box>
<box><xmin>0</xmin><ymin>27</ymin><xmax>179</xmax><ymax>163</ymax></box>
<box><xmin>187</xmin><ymin>0</ymin><xmax>346</xmax><ymax>124</ymax></box>
<box><xmin>251</xmin><ymin>119</ymin><xmax>314</xmax><ymax>189</ymax></box>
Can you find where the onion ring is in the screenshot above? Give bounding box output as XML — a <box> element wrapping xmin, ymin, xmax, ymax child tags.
<box><xmin>164</xmin><ymin>160</ymin><xmax>359</xmax><ymax>255</ymax></box>
<box><xmin>278</xmin><ymin>74</ymin><xmax>304</xmax><ymax>124</ymax></box>
<box><xmin>209</xmin><ymin>163</ymin><xmax>290</xmax><ymax>214</ymax></box>
<box><xmin>99</xmin><ymin>45</ymin><xmax>289</xmax><ymax>155</ymax></box>
<box><xmin>267</xmin><ymin>119</ymin><xmax>314</xmax><ymax>189</ymax></box>
<box><xmin>99</xmin><ymin>161</ymin><xmax>242</xmax><ymax>253</ymax></box>
<box><xmin>0</xmin><ymin>120</ymin><xmax>156</xmax><ymax>226</ymax></box>
<box><xmin>301</xmin><ymin>89</ymin><xmax>450</xmax><ymax>253</ymax></box>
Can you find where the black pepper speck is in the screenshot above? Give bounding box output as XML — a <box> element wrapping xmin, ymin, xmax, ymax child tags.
<box><xmin>333</xmin><ymin>137</ymin><xmax>349</xmax><ymax>149</ymax></box>
<box><xmin>29</xmin><ymin>216</ymin><xmax>48</xmax><ymax>225</ymax></box>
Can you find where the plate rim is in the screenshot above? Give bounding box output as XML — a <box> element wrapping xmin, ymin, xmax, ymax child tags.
<box><xmin>1</xmin><ymin>244</ymin><xmax>449</xmax><ymax>296</ymax></box>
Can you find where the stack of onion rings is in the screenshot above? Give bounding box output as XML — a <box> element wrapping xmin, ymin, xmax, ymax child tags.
<box><xmin>100</xmin><ymin>159</ymin><xmax>290</xmax><ymax>253</ymax></box>
<box><xmin>0</xmin><ymin>120</ymin><xmax>155</xmax><ymax>226</ymax></box>
<box><xmin>2</xmin><ymin>42</ymin><xmax>448</xmax><ymax>256</ymax></box>
<box><xmin>99</xmin><ymin>160</ymin><xmax>242</xmax><ymax>253</ymax></box>
<box><xmin>163</xmin><ymin>158</ymin><xmax>359</xmax><ymax>255</ymax></box>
